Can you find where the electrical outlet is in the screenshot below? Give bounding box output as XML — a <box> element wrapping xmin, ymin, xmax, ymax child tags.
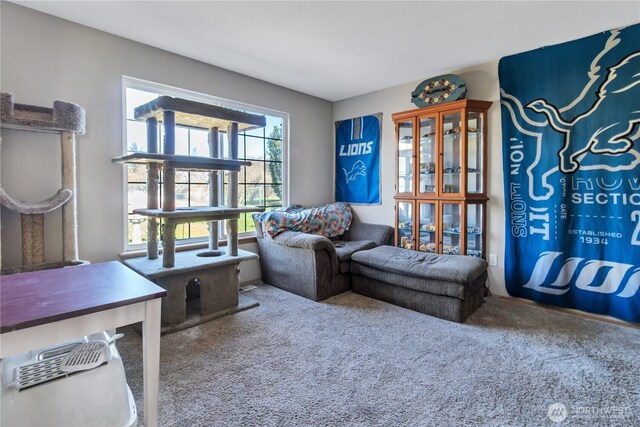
<box><xmin>489</xmin><ymin>253</ymin><xmax>498</xmax><ymax>267</ymax></box>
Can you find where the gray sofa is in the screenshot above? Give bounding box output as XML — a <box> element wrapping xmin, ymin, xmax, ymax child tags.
<box><xmin>253</xmin><ymin>214</ymin><xmax>393</xmax><ymax>301</ymax></box>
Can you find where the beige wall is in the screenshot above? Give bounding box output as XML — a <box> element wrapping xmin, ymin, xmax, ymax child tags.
<box><xmin>0</xmin><ymin>3</ymin><xmax>334</xmax><ymax>281</ymax></box>
<box><xmin>333</xmin><ymin>62</ymin><xmax>508</xmax><ymax>296</ymax></box>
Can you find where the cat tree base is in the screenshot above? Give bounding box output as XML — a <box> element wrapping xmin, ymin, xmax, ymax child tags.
<box><xmin>123</xmin><ymin>248</ymin><xmax>258</xmax><ymax>330</ymax></box>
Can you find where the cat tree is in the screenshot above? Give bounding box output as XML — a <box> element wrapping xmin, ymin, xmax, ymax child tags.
<box><xmin>112</xmin><ymin>96</ymin><xmax>264</xmax><ymax>331</ymax></box>
<box><xmin>0</xmin><ymin>93</ymin><xmax>86</xmax><ymax>274</ymax></box>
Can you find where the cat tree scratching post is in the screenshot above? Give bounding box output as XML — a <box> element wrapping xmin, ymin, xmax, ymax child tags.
<box><xmin>227</xmin><ymin>122</ymin><xmax>239</xmax><ymax>257</ymax></box>
<box><xmin>61</xmin><ymin>130</ymin><xmax>79</xmax><ymax>261</ymax></box>
<box><xmin>146</xmin><ymin>117</ymin><xmax>159</xmax><ymax>260</ymax></box>
<box><xmin>0</xmin><ymin>93</ymin><xmax>86</xmax><ymax>274</ymax></box>
<box><xmin>208</xmin><ymin>127</ymin><xmax>220</xmax><ymax>251</ymax></box>
<box><xmin>161</xmin><ymin>110</ymin><xmax>177</xmax><ymax>268</ymax></box>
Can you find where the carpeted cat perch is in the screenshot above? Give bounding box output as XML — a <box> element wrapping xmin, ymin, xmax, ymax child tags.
<box><xmin>0</xmin><ymin>93</ymin><xmax>86</xmax><ymax>274</ymax></box>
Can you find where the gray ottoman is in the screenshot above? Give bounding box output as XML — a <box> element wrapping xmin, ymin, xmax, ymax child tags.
<box><xmin>350</xmin><ymin>245</ymin><xmax>488</xmax><ymax>322</ymax></box>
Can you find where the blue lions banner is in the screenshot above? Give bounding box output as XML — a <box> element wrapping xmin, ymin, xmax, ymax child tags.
<box><xmin>335</xmin><ymin>114</ymin><xmax>381</xmax><ymax>204</ymax></box>
<box><xmin>499</xmin><ymin>24</ymin><xmax>640</xmax><ymax>323</ymax></box>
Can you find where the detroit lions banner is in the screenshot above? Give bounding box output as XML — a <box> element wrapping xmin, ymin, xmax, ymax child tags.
<box><xmin>335</xmin><ymin>114</ymin><xmax>381</xmax><ymax>204</ymax></box>
<box><xmin>499</xmin><ymin>24</ymin><xmax>640</xmax><ymax>323</ymax></box>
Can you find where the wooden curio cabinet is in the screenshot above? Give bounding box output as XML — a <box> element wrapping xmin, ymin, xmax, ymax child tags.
<box><xmin>393</xmin><ymin>99</ymin><xmax>491</xmax><ymax>258</ymax></box>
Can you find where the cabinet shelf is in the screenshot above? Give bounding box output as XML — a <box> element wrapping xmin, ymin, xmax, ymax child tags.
<box><xmin>419</xmin><ymin>229</ymin><xmax>482</xmax><ymax>236</ymax></box>
<box><xmin>443</xmin><ymin>131</ymin><xmax>481</xmax><ymax>138</ymax></box>
<box><xmin>442</xmin><ymin>230</ymin><xmax>483</xmax><ymax>236</ymax></box>
<box><xmin>420</xmin><ymin>171</ymin><xmax>481</xmax><ymax>175</ymax></box>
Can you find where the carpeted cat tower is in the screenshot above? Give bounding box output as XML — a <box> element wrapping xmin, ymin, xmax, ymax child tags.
<box><xmin>0</xmin><ymin>92</ymin><xmax>86</xmax><ymax>274</ymax></box>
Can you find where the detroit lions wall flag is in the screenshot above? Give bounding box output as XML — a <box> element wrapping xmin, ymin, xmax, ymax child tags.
<box><xmin>499</xmin><ymin>24</ymin><xmax>640</xmax><ymax>323</ymax></box>
<box><xmin>335</xmin><ymin>114</ymin><xmax>382</xmax><ymax>204</ymax></box>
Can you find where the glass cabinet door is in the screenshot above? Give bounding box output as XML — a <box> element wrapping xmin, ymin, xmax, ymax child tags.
<box><xmin>466</xmin><ymin>203</ymin><xmax>484</xmax><ymax>258</ymax></box>
<box><xmin>442</xmin><ymin>112</ymin><xmax>462</xmax><ymax>194</ymax></box>
<box><xmin>419</xmin><ymin>116</ymin><xmax>436</xmax><ymax>195</ymax></box>
<box><xmin>397</xmin><ymin>120</ymin><xmax>414</xmax><ymax>194</ymax></box>
<box><xmin>418</xmin><ymin>202</ymin><xmax>437</xmax><ymax>253</ymax></box>
<box><xmin>467</xmin><ymin>111</ymin><xmax>484</xmax><ymax>194</ymax></box>
<box><xmin>396</xmin><ymin>201</ymin><xmax>414</xmax><ymax>250</ymax></box>
<box><xmin>441</xmin><ymin>202</ymin><xmax>461</xmax><ymax>255</ymax></box>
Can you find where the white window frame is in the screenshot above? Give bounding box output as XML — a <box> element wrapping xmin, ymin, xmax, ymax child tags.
<box><xmin>121</xmin><ymin>76</ymin><xmax>289</xmax><ymax>252</ymax></box>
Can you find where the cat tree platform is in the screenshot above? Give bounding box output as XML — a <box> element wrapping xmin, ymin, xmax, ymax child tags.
<box><xmin>0</xmin><ymin>92</ymin><xmax>85</xmax><ymax>134</ymax></box>
<box><xmin>111</xmin><ymin>152</ymin><xmax>251</xmax><ymax>171</ymax></box>
<box><xmin>132</xmin><ymin>95</ymin><xmax>264</xmax><ymax>132</ymax></box>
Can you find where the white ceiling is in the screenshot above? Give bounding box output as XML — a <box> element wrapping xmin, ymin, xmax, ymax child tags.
<box><xmin>12</xmin><ymin>1</ymin><xmax>640</xmax><ymax>101</ymax></box>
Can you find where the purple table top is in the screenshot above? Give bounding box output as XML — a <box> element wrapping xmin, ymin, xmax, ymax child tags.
<box><xmin>1</xmin><ymin>261</ymin><xmax>166</xmax><ymax>333</ymax></box>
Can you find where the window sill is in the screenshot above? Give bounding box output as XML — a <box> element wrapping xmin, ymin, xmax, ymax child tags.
<box><xmin>120</xmin><ymin>235</ymin><xmax>258</xmax><ymax>260</ymax></box>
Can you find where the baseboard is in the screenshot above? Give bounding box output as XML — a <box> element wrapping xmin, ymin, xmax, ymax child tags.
<box><xmin>493</xmin><ymin>295</ymin><xmax>639</xmax><ymax>330</ymax></box>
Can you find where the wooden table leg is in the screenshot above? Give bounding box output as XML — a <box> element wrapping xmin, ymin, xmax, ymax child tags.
<box><xmin>142</xmin><ymin>298</ymin><xmax>162</xmax><ymax>427</ymax></box>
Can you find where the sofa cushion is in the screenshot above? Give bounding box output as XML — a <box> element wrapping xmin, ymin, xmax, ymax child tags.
<box><xmin>342</xmin><ymin>222</ymin><xmax>394</xmax><ymax>246</ymax></box>
<box><xmin>333</xmin><ymin>240</ymin><xmax>376</xmax><ymax>262</ymax></box>
<box><xmin>351</xmin><ymin>262</ymin><xmax>487</xmax><ymax>299</ymax></box>
<box><xmin>351</xmin><ymin>245</ymin><xmax>488</xmax><ymax>285</ymax></box>
<box><xmin>328</xmin><ymin>240</ymin><xmax>372</xmax><ymax>274</ymax></box>
<box><xmin>333</xmin><ymin>240</ymin><xmax>376</xmax><ymax>274</ymax></box>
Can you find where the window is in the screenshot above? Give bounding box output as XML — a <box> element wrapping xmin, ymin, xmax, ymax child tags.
<box><xmin>123</xmin><ymin>77</ymin><xmax>287</xmax><ymax>250</ymax></box>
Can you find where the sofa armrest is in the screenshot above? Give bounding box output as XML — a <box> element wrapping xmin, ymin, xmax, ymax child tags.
<box><xmin>271</xmin><ymin>231</ymin><xmax>339</xmax><ymax>275</ymax></box>
<box><xmin>343</xmin><ymin>222</ymin><xmax>394</xmax><ymax>246</ymax></box>
<box><xmin>256</xmin><ymin>237</ymin><xmax>335</xmax><ymax>301</ymax></box>
<box><xmin>272</xmin><ymin>231</ymin><xmax>334</xmax><ymax>251</ymax></box>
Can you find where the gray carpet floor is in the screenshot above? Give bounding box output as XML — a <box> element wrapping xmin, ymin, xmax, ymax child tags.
<box><xmin>118</xmin><ymin>284</ymin><xmax>640</xmax><ymax>426</ymax></box>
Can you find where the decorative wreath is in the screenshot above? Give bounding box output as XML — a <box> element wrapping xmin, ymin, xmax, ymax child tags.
<box><xmin>411</xmin><ymin>74</ymin><xmax>467</xmax><ymax>108</ymax></box>
<box><xmin>417</xmin><ymin>79</ymin><xmax>458</xmax><ymax>105</ymax></box>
